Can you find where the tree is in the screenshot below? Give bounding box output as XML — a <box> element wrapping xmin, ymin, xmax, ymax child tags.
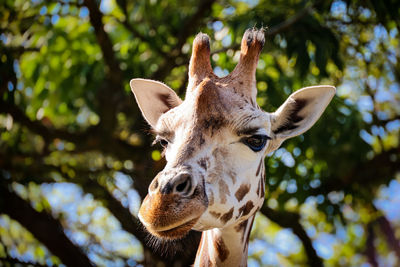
<box><xmin>0</xmin><ymin>0</ymin><xmax>399</xmax><ymax>266</ymax></box>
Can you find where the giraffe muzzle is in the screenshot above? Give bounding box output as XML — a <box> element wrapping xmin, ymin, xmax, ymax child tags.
<box><xmin>138</xmin><ymin>173</ymin><xmax>208</xmax><ymax>240</ymax></box>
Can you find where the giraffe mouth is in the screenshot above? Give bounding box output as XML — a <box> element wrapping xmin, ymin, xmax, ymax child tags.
<box><xmin>146</xmin><ymin>217</ymin><xmax>200</xmax><ymax>240</ymax></box>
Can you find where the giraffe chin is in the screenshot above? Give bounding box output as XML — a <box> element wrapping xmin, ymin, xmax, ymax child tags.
<box><xmin>146</xmin><ymin>217</ymin><xmax>199</xmax><ymax>240</ymax></box>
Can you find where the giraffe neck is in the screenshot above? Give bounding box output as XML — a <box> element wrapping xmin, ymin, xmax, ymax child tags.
<box><xmin>194</xmin><ymin>215</ymin><xmax>255</xmax><ymax>267</ymax></box>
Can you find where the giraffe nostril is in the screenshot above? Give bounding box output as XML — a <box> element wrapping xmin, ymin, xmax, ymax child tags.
<box><xmin>173</xmin><ymin>174</ymin><xmax>192</xmax><ymax>195</ymax></box>
<box><xmin>175</xmin><ymin>179</ymin><xmax>190</xmax><ymax>193</ymax></box>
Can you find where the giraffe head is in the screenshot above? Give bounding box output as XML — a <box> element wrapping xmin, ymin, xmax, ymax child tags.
<box><xmin>130</xmin><ymin>29</ymin><xmax>335</xmax><ymax>240</ymax></box>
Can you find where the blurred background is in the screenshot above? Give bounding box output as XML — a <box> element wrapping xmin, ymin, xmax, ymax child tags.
<box><xmin>1</xmin><ymin>0</ymin><xmax>400</xmax><ymax>266</ymax></box>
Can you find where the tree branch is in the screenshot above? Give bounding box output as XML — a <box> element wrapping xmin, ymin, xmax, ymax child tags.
<box><xmin>0</xmin><ymin>100</ymin><xmax>154</xmax><ymax>169</ymax></box>
<box><xmin>268</xmin><ymin>4</ymin><xmax>315</xmax><ymax>36</ymax></box>
<box><xmin>366</xmin><ymin>222</ymin><xmax>378</xmax><ymax>267</ymax></box>
<box><xmin>82</xmin><ymin>0</ymin><xmax>122</xmax><ymax>85</ymax></box>
<box><xmin>0</xmin><ymin>101</ymin><xmax>94</xmax><ymax>144</ymax></box>
<box><xmin>0</xmin><ymin>183</ymin><xmax>94</xmax><ymax>267</ymax></box>
<box><xmin>260</xmin><ymin>205</ymin><xmax>323</xmax><ymax>267</ymax></box>
<box><xmin>377</xmin><ymin>216</ymin><xmax>400</xmax><ymax>260</ymax></box>
<box><xmin>308</xmin><ymin>147</ymin><xmax>400</xmax><ymax>196</ymax></box>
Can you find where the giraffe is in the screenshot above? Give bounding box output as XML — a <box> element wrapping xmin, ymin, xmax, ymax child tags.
<box><xmin>130</xmin><ymin>28</ymin><xmax>335</xmax><ymax>266</ymax></box>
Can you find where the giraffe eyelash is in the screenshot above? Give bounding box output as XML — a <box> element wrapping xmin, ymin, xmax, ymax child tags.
<box><xmin>152</xmin><ymin>137</ymin><xmax>170</xmax><ymax>158</ymax></box>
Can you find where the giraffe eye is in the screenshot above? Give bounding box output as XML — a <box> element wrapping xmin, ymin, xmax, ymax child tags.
<box><xmin>154</xmin><ymin>137</ymin><xmax>169</xmax><ymax>148</ymax></box>
<box><xmin>243</xmin><ymin>135</ymin><xmax>270</xmax><ymax>152</ymax></box>
<box><xmin>158</xmin><ymin>139</ymin><xmax>169</xmax><ymax>148</ymax></box>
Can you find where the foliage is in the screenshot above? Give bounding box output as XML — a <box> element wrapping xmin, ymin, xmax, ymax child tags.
<box><xmin>0</xmin><ymin>0</ymin><xmax>400</xmax><ymax>266</ymax></box>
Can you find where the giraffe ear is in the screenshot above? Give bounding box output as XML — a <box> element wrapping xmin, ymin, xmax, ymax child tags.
<box><xmin>271</xmin><ymin>85</ymin><xmax>335</xmax><ymax>142</ymax></box>
<box><xmin>130</xmin><ymin>79</ymin><xmax>182</xmax><ymax>128</ymax></box>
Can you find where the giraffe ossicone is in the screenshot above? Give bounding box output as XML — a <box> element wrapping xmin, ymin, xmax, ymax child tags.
<box><xmin>130</xmin><ymin>28</ymin><xmax>335</xmax><ymax>266</ymax></box>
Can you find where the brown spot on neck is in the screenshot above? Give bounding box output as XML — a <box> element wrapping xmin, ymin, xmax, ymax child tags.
<box><xmin>237</xmin><ymin>201</ymin><xmax>254</xmax><ymax>218</ymax></box>
<box><xmin>210</xmin><ymin>210</ymin><xmax>222</xmax><ymax>219</ymax></box>
<box><xmin>234</xmin><ymin>220</ymin><xmax>248</xmax><ymax>233</ymax></box>
<box><xmin>218</xmin><ymin>179</ymin><xmax>230</xmax><ymax>204</ymax></box>
<box><xmin>228</xmin><ymin>170</ymin><xmax>237</xmax><ymax>184</ymax></box>
<box><xmin>234</xmin><ymin>216</ymin><xmax>256</xmax><ymax>246</ymax></box>
<box><xmin>256</xmin><ymin>178</ymin><xmax>262</xmax><ymax>197</ymax></box>
<box><xmin>235</xmin><ymin>184</ymin><xmax>250</xmax><ymax>202</ymax></box>
<box><xmin>208</xmin><ymin>190</ymin><xmax>214</xmax><ymax>206</ymax></box>
<box><xmin>215</xmin><ymin>236</ymin><xmax>229</xmax><ymax>262</ymax></box>
<box><xmin>243</xmin><ymin>216</ymin><xmax>255</xmax><ymax>251</ymax></box>
<box><xmin>220</xmin><ymin>207</ymin><xmax>234</xmax><ymax>223</ymax></box>
<box><xmin>261</xmin><ymin>172</ymin><xmax>265</xmax><ymax>197</ymax></box>
<box><xmin>256</xmin><ymin>159</ymin><xmax>263</xmax><ymax>177</ymax></box>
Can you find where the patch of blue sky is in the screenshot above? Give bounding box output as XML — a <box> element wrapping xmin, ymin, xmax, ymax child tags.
<box><xmin>212</xmin><ymin>21</ymin><xmax>224</xmax><ymax>32</ymax></box>
<box><xmin>113</xmin><ymin>188</ymin><xmax>129</xmax><ymax>207</ymax></box>
<box><xmin>214</xmin><ymin>66</ymin><xmax>229</xmax><ymax>77</ymax></box>
<box><xmin>371</xmin><ymin>125</ymin><xmax>386</xmax><ymax>137</ymax></box>
<box><xmin>7</xmin><ymin>82</ymin><xmax>13</xmax><ymax>91</ymax></box>
<box><xmin>360</xmin><ymin>7</ymin><xmax>372</xmax><ymax>19</ymax></box>
<box><xmin>127</xmin><ymin>189</ymin><xmax>141</xmax><ymax>215</ymax></box>
<box><xmin>377</xmin><ymin>111</ymin><xmax>389</xmax><ymax>120</ymax></box>
<box><xmin>375</xmin><ymin>89</ymin><xmax>393</xmax><ymax>103</ymax></box>
<box><xmin>286</xmin><ymin>179</ymin><xmax>297</xmax><ymax>193</ymax></box>
<box><xmin>275</xmin><ymin>229</ymin><xmax>301</xmax><ymax>255</ymax></box>
<box><xmin>233</xmin><ymin>0</ymin><xmax>259</xmax><ymax>8</ymax></box>
<box><xmin>42</xmin><ymin>183</ymin><xmax>82</xmax><ymax>209</ymax></box>
<box><xmin>357</xmin><ymin>95</ymin><xmax>374</xmax><ymax>112</ymax></box>
<box><xmin>359</xmin><ymin>129</ymin><xmax>374</xmax><ymax>144</ymax></box>
<box><xmin>73</xmin><ymin>231</ymin><xmax>89</xmax><ymax>246</ymax></box>
<box><xmin>334</xmin><ymin>219</ymin><xmax>347</xmax><ymax>241</ymax></box>
<box><xmin>61</xmin><ymin>3</ymin><xmax>70</xmax><ymax>15</ymax></box>
<box><xmin>51</xmin><ymin>15</ymin><xmax>60</xmax><ymax>25</ymax></box>
<box><xmin>79</xmin><ymin>7</ymin><xmax>89</xmax><ymax>18</ymax></box>
<box><xmin>362</xmin><ymin>113</ymin><xmax>373</xmax><ymax>123</ymax></box>
<box><xmin>352</xmin><ymin>224</ymin><xmax>364</xmax><ymax>238</ymax></box>
<box><xmin>281</xmin><ymin>151</ymin><xmax>295</xmax><ymax>168</ymax></box>
<box><xmin>273</xmin><ymin>148</ymin><xmax>295</xmax><ymax>168</ymax></box>
<box><xmin>223</xmin><ymin>6</ymin><xmax>236</xmax><ymax>16</ymax></box>
<box><xmin>13</xmin><ymin>60</ymin><xmax>21</xmax><ymax>79</ymax></box>
<box><xmin>390</xmin><ymin>27</ymin><xmax>399</xmax><ymax>38</ymax></box>
<box><xmin>314</xmin><ymin>233</ymin><xmax>336</xmax><ymax>259</ymax></box>
<box><xmin>115</xmin><ymin>172</ymin><xmax>133</xmax><ymax>191</ymax></box>
<box><xmin>310</xmin><ymin>179</ymin><xmax>321</xmax><ymax>189</ymax></box>
<box><xmin>338</xmin><ymin>106</ymin><xmax>351</xmax><ymax>116</ymax></box>
<box><xmin>386</xmin><ymin>120</ymin><xmax>400</xmax><ymax>131</ymax></box>
<box><xmin>100</xmin><ymin>0</ymin><xmax>113</xmax><ymax>14</ymax></box>
<box><xmin>222</xmin><ymin>35</ymin><xmax>232</xmax><ymax>47</ymax></box>
<box><xmin>306</xmin><ymin>224</ymin><xmax>317</xmax><ymax>238</ymax></box>
<box><xmin>330</xmin><ymin>1</ymin><xmax>347</xmax><ymax>17</ymax></box>
<box><xmin>262</xmin><ymin>247</ymin><xmax>280</xmax><ymax>265</ymax></box>
<box><xmin>248</xmin><ymin>258</ymin><xmax>260</xmax><ymax>267</ymax></box>
<box><xmin>375</xmin><ymin>179</ymin><xmax>400</xmax><ymax>221</ymax></box>
<box><xmin>336</xmin><ymin>82</ymin><xmax>353</xmax><ymax>97</ymax></box>
<box><xmin>374</xmin><ymin>25</ymin><xmax>388</xmax><ymax>40</ymax></box>
<box><xmin>389</xmin><ymin>83</ymin><xmax>400</xmax><ymax>93</ymax></box>
<box><xmin>40</xmin><ymin>6</ymin><xmax>47</xmax><ymax>15</ymax></box>
<box><xmin>249</xmin><ymin>239</ymin><xmax>279</xmax><ymax>265</ymax></box>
